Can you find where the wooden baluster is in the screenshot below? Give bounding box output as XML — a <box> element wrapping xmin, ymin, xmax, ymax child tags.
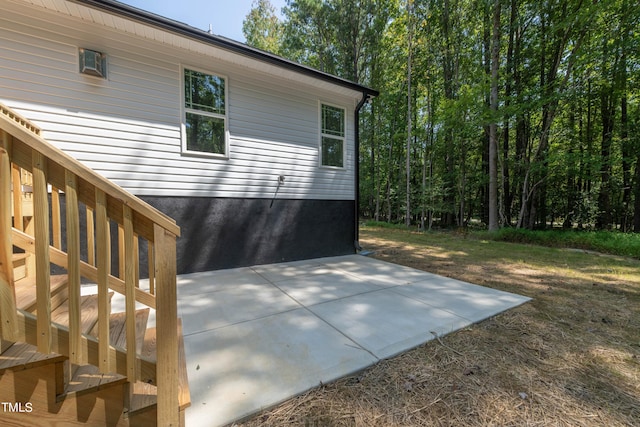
<box><xmin>148</xmin><ymin>242</ymin><xmax>155</xmax><ymax>295</ymax></box>
<box><xmin>123</xmin><ymin>205</ymin><xmax>137</xmax><ymax>383</ymax></box>
<box><xmin>11</xmin><ymin>165</ymin><xmax>22</xmax><ymax>230</ymax></box>
<box><xmin>0</xmin><ymin>141</ymin><xmax>18</xmax><ymax>342</ymax></box>
<box><xmin>65</xmin><ymin>171</ymin><xmax>82</xmax><ymax>365</ymax></box>
<box><xmin>22</xmin><ymin>170</ymin><xmax>35</xmax><ymax>279</ymax></box>
<box><xmin>95</xmin><ymin>189</ymin><xmax>110</xmax><ymax>372</ymax></box>
<box><xmin>32</xmin><ymin>150</ymin><xmax>51</xmax><ymax>354</ymax></box>
<box><xmin>154</xmin><ymin>224</ymin><xmax>179</xmax><ymax>426</ymax></box>
<box><xmin>86</xmin><ymin>206</ymin><xmax>95</xmax><ymax>266</ymax></box>
<box><xmin>51</xmin><ymin>187</ymin><xmax>61</xmax><ymax>249</ymax></box>
<box><xmin>118</xmin><ymin>224</ymin><xmax>124</xmax><ymax>279</ymax></box>
<box><xmin>134</xmin><ymin>234</ymin><xmax>140</xmax><ymax>288</ymax></box>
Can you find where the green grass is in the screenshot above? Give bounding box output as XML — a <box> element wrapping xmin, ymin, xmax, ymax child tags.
<box><xmin>481</xmin><ymin>228</ymin><xmax>640</xmax><ymax>259</ymax></box>
<box><xmin>362</xmin><ymin>220</ymin><xmax>640</xmax><ymax>259</ymax></box>
<box><xmin>362</xmin><ymin>220</ymin><xmax>412</xmax><ymax>230</ymax></box>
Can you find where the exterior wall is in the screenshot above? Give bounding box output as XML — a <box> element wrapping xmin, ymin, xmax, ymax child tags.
<box><xmin>51</xmin><ymin>195</ymin><xmax>355</xmax><ymax>275</ymax></box>
<box><xmin>0</xmin><ymin>0</ymin><xmax>362</xmax><ymax>270</ymax></box>
<box><xmin>0</xmin><ymin>0</ymin><xmax>358</xmax><ymax>201</ymax></box>
<box><xmin>141</xmin><ymin>197</ymin><xmax>355</xmax><ymax>273</ymax></box>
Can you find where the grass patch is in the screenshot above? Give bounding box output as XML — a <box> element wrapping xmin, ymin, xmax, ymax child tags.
<box><xmin>361</xmin><ymin>220</ymin><xmax>412</xmax><ymax>230</ymax></box>
<box><xmin>238</xmin><ymin>226</ymin><xmax>640</xmax><ymax>427</ymax></box>
<box><xmin>481</xmin><ymin>228</ymin><xmax>640</xmax><ymax>259</ymax></box>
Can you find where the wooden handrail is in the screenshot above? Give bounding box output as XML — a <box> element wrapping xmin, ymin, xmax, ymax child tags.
<box><xmin>1</xmin><ymin>103</ymin><xmax>182</xmax><ymax>424</ymax></box>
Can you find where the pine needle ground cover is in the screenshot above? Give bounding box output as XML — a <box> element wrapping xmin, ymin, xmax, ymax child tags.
<box><xmin>235</xmin><ymin>226</ymin><xmax>640</xmax><ymax>427</ymax></box>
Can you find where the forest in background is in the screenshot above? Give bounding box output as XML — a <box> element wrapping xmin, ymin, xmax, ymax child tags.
<box><xmin>243</xmin><ymin>0</ymin><xmax>640</xmax><ymax>231</ymax></box>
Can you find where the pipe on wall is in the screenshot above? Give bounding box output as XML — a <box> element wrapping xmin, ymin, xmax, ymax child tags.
<box><xmin>354</xmin><ymin>92</ymin><xmax>372</xmax><ymax>251</ymax></box>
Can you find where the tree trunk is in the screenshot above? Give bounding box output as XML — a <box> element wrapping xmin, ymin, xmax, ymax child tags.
<box><xmin>502</xmin><ymin>0</ymin><xmax>517</xmax><ymax>225</ymax></box>
<box><xmin>488</xmin><ymin>0</ymin><xmax>500</xmax><ymax>231</ymax></box>
<box><xmin>441</xmin><ymin>0</ymin><xmax>457</xmax><ymax>227</ymax></box>
<box><xmin>597</xmin><ymin>89</ymin><xmax>614</xmax><ymax>229</ymax></box>
<box><xmin>634</xmin><ymin>154</ymin><xmax>640</xmax><ymax>232</ymax></box>
<box><xmin>406</xmin><ymin>0</ymin><xmax>413</xmax><ymax>227</ymax></box>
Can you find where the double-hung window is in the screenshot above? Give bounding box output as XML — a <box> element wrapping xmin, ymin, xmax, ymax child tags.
<box><xmin>320</xmin><ymin>103</ymin><xmax>346</xmax><ymax>168</ymax></box>
<box><xmin>183</xmin><ymin>68</ymin><xmax>228</xmax><ymax>156</ymax></box>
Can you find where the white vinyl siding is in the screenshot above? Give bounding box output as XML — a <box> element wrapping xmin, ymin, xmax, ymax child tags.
<box><xmin>0</xmin><ymin>1</ymin><xmax>361</xmax><ymax>200</ymax></box>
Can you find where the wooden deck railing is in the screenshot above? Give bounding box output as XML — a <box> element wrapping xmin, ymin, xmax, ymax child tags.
<box><xmin>0</xmin><ymin>103</ymin><xmax>182</xmax><ymax>425</ymax></box>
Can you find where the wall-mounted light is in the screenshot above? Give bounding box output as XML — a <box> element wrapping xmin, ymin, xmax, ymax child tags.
<box><xmin>79</xmin><ymin>48</ymin><xmax>107</xmax><ymax>79</ymax></box>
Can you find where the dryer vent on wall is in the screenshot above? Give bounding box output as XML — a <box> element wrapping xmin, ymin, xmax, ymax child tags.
<box><xmin>79</xmin><ymin>48</ymin><xmax>106</xmax><ymax>79</ymax></box>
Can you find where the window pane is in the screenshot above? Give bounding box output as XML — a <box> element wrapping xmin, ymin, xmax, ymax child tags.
<box><xmin>322</xmin><ymin>104</ymin><xmax>344</xmax><ymax>137</ymax></box>
<box><xmin>322</xmin><ymin>136</ymin><xmax>343</xmax><ymax>167</ymax></box>
<box><xmin>186</xmin><ymin>112</ymin><xmax>225</xmax><ymax>155</ymax></box>
<box><xmin>184</xmin><ymin>69</ymin><xmax>225</xmax><ymax>115</ymax></box>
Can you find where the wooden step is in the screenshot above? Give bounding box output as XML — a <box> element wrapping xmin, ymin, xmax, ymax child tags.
<box><xmin>50</xmin><ymin>292</ymin><xmax>114</xmax><ymax>334</ymax></box>
<box><xmin>0</xmin><ymin>341</ymin><xmax>66</xmax><ymax>373</ymax></box>
<box><xmin>12</xmin><ymin>252</ymin><xmax>28</xmax><ymax>281</ymax></box>
<box><xmin>89</xmin><ymin>307</ymin><xmax>150</xmax><ymax>354</ymax></box>
<box><xmin>15</xmin><ymin>274</ymin><xmax>68</xmax><ymax>313</ymax></box>
<box><xmin>0</xmin><ymin>340</ymin><xmax>129</xmax><ymax>425</ymax></box>
<box><xmin>127</xmin><ymin>318</ymin><xmax>191</xmax><ymax>420</ymax></box>
<box><xmin>140</xmin><ymin>322</ymin><xmax>157</xmax><ymax>364</ymax></box>
<box><xmin>58</xmin><ymin>363</ymin><xmax>127</xmax><ymax>402</ymax></box>
<box><xmin>126</xmin><ymin>380</ymin><xmax>158</xmax><ymax>420</ymax></box>
<box><xmin>177</xmin><ymin>319</ymin><xmax>191</xmax><ymax>411</ymax></box>
<box><xmin>110</xmin><ymin>309</ymin><xmax>150</xmax><ymax>353</ymax></box>
<box><xmin>139</xmin><ymin>319</ymin><xmax>190</xmax><ymax>409</ymax></box>
<box><xmin>13</xmin><ymin>309</ymin><xmax>158</xmax><ymax>384</ymax></box>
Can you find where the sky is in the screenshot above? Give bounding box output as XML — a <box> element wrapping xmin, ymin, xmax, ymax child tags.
<box><xmin>118</xmin><ymin>0</ymin><xmax>287</xmax><ymax>43</ymax></box>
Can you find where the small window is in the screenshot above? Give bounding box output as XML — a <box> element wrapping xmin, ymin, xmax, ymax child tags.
<box><xmin>320</xmin><ymin>103</ymin><xmax>346</xmax><ymax>168</ymax></box>
<box><xmin>183</xmin><ymin>68</ymin><xmax>228</xmax><ymax>156</ymax></box>
<box><xmin>79</xmin><ymin>48</ymin><xmax>107</xmax><ymax>79</ymax></box>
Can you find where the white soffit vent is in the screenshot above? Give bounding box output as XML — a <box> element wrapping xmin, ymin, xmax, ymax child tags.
<box><xmin>79</xmin><ymin>48</ymin><xmax>106</xmax><ymax>78</ymax></box>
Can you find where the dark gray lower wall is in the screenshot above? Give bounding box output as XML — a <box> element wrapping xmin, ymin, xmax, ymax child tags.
<box><xmin>140</xmin><ymin>196</ymin><xmax>356</xmax><ymax>274</ymax></box>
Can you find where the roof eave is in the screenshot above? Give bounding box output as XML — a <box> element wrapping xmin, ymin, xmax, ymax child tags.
<box><xmin>72</xmin><ymin>0</ymin><xmax>379</xmax><ymax>98</ymax></box>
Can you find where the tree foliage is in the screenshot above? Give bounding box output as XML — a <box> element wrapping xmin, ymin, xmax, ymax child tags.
<box><xmin>243</xmin><ymin>0</ymin><xmax>284</xmax><ymax>53</ymax></box>
<box><xmin>243</xmin><ymin>0</ymin><xmax>640</xmax><ymax>231</ymax></box>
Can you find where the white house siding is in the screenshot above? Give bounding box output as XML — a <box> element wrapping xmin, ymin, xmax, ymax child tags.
<box><xmin>0</xmin><ymin>0</ymin><xmax>359</xmax><ymax>201</ymax></box>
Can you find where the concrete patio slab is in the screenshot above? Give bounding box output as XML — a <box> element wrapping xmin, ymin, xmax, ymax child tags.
<box><xmin>308</xmin><ymin>289</ymin><xmax>471</xmax><ymax>359</ymax></box>
<box><xmin>320</xmin><ymin>254</ymin><xmax>444</xmax><ymax>286</ymax></box>
<box><xmin>390</xmin><ymin>278</ymin><xmax>530</xmax><ymax>323</ymax></box>
<box><xmin>274</xmin><ymin>271</ymin><xmax>386</xmax><ymax>306</ymax></box>
<box><xmin>95</xmin><ymin>254</ymin><xmax>529</xmax><ymax>427</ymax></box>
<box><xmin>184</xmin><ymin>308</ymin><xmax>377</xmax><ymax>427</ymax></box>
<box><xmin>179</xmin><ymin>282</ymin><xmax>301</xmax><ymax>335</ymax></box>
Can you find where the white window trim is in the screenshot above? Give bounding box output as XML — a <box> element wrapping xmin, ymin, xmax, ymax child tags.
<box><xmin>181</xmin><ymin>65</ymin><xmax>230</xmax><ymax>159</ymax></box>
<box><xmin>318</xmin><ymin>101</ymin><xmax>347</xmax><ymax>169</ymax></box>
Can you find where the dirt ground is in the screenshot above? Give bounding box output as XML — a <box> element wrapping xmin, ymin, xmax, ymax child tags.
<box><xmin>232</xmin><ymin>227</ymin><xmax>640</xmax><ymax>427</ymax></box>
